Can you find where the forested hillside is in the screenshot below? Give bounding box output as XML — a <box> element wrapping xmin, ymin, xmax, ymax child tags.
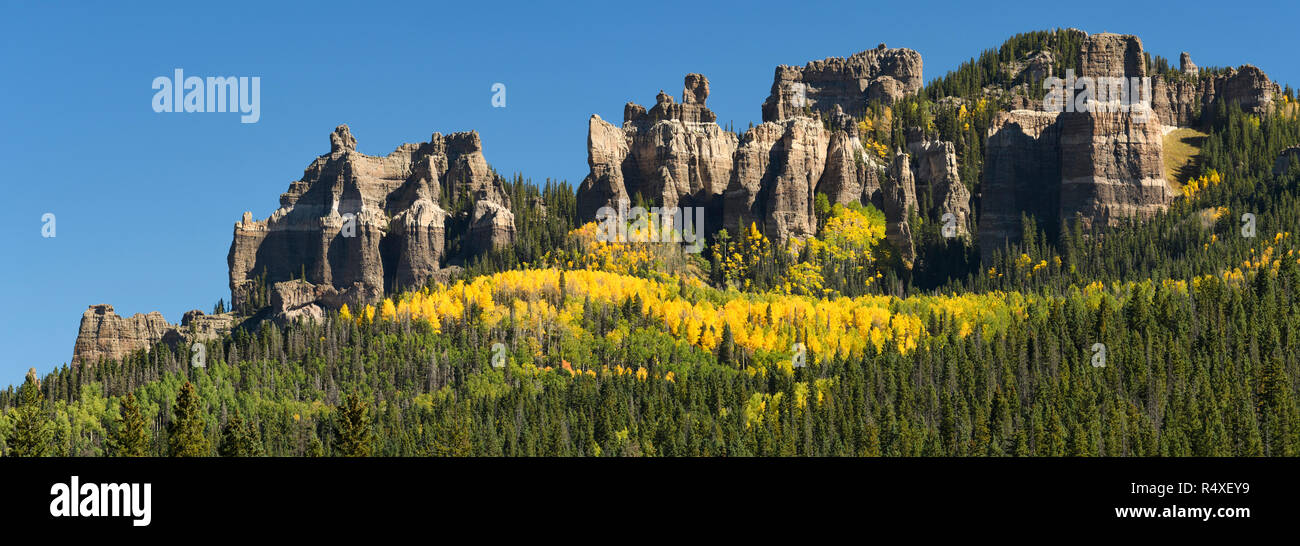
<box><xmin>3</xmin><ymin>29</ymin><xmax>1300</xmax><ymax>458</ymax></box>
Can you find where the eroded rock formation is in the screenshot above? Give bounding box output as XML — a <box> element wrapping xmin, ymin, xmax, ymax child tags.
<box><xmin>577</xmin><ymin>75</ymin><xmax>738</xmax><ymax>224</ymax></box>
<box><xmin>883</xmin><ymin>151</ymin><xmax>918</xmax><ymax>263</ymax></box>
<box><xmin>980</xmin><ymin>110</ymin><xmax>1062</xmax><ymax>256</ymax></box>
<box><xmin>72</xmin><ymin>305</ymin><xmax>234</xmax><ymax>364</ymax></box>
<box><xmin>580</xmin><ymin>72</ymin><xmax>902</xmax><ymax>247</ymax></box>
<box><xmin>762</xmin><ymin>44</ymin><xmax>923</xmax><ymax>122</ymax></box>
<box><xmin>908</xmin><ymin>140</ymin><xmax>972</xmax><ymax>239</ymax></box>
<box><xmin>228</xmin><ymin>125</ymin><xmax>514</xmax><ymax>312</ymax></box>
<box><xmin>1058</xmin><ymin>108</ymin><xmax>1171</xmax><ymax>231</ymax></box>
<box><xmin>1153</xmin><ymin>52</ymin><xmax>1280</xmax><ymax>128</ymax></box>
<box><xmin>980</xmin><ymin>32</ymin><xmax>1174</xmax><ymax>260</ymax></box>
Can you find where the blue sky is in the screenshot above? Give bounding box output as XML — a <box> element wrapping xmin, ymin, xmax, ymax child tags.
<box><xmin>1</xmin><ymin>0</ymin><xmax>1296</xmax><ymax>385</ymax></box>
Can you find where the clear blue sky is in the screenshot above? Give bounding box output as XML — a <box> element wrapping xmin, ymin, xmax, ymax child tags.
<box><xmin>1</xmin><ymin>0</ymin><xmax>1296</xmax><ymax>386</ymax></box>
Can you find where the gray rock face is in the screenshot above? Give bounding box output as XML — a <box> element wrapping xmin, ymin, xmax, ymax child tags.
<box><xmin>979</xmin><ymin>32</ymin><xmax>1179</xmax><ymax>261</ymax></box>
<box><xmin>180</xmin><ymin>310</ymin><xmax>235</xmax><ymax>342</ymax></box>
<box><xmin>981</xmin><ymin>106</ymin><xmax>1172</xmax><ymax>260</ymax></box>
<box><xmin>579</xmin><ymin>68</ymin><xmax>922</xmax><ymax>248</ymax></box>
<box><xmin>1080</xmin><ymin>33</ymin><xmax>1147</xmax><ymax>79</ymax></box>
<box><xmin>72</xmin><ymin>305</ymin><xmax>235</xmax><ymax>365</ymax></box>
<box><xmin>723</xmin><ymin>117</ymin><xmax>838</xmax><ymax>243</ymax></box>
<box><xmin>1058</xmin><ymin>109</ymin><xmax>1171</xmax><ymax>231</ymax></box>
<box><xmin>578</xmin><ymin>74</ymin><xmax>738</xmax><ymax>223</ymax></box>
<box><xmin>269</xmin><ymin>280</ymin><xmax>331</xmax><ymax>324</ymax></box>
<box><xmin>1018</xmin><ymin>50</ymin><xmax>1056</xmax><ymax>83</ymax></box>
<box><xmin>759</xmin><ymin>118</ymin><xmax>830</xmax><ymax>242</ymax></box>
<box><xmin>820</xmin><ymin>131</ymin><xmax>865</xmax><ymax>205</ymax></box>
<box><xmin>1151</xmin><ymin>76</ymin><xmax>1203</xmax><ymax>127</ymax></box>
<box><xmin>1153</xmin><ymin>63</ymin><xmax>1279</xmax><ymax>128</ymax></box>
<box><xmin>908</xmin><ymin>140</ymin><xmax>971</xmax><ymax>238</ymax></box>
<box><xmin>229</xmin><ymin>125</ymin><xmax>513</xmax><ymax>312</ymax></box>
<box><xmin>1180</xmin><ymin>52</ymin><xmax>1198</xmax><ymax>78</ymax></box>
<box><xmin>979</xmin><ymin>110</ymin><xmax>1063</xmax><ymax>259</ymax></box>
<box><xmin>1211</xmin><ymin>65</ymin><xmax>1277</xmax><ymax>116</ymax></box>
<box><xmin>882</xmin><ymin>152</ymin><xmax>918</xmax><ymax>264</ymax></box>
<box><xmin>576</xmin><ymin>114</ymin><xmax>631</xmax><ymax>220</ymax></box>
<box><xmin>468</xmin><ymin>200</ymin><xmax>516</xmax><ymax>253</ymax></box>
<box><xmin>72</xmin><ymin>305</ymin><xmax>173</xmax><ymax>364</ymax></box>
<box><xmin>761</xmin><ymin>44</ymin><xmax>923</xmax><ymax>122</ymax></box>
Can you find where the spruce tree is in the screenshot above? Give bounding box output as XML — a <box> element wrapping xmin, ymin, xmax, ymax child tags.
<box><xmin>168</xmin><ymin>382</ymin><xmax>210</xmax><ymax>457</ymax></box>
<box><xmin>218</xmin><ymin>410</ymin><xmax>254</xmax><ymax>457</ymax></box>
<box><xmin>108</xmin><ymin>393</ymin><xmax>150</xmax><ymax>457</ymax></box>
<box><xmin>334</xmin><ymin>393</ymin><xmax>373</xmax><ymax>457</ymax></box>
<box><xmin>9</xmin><ymin>371</ymin><xmax>52</xmax><ymax>457</ymax></box>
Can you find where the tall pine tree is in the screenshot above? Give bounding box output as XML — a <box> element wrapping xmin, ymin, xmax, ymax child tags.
<box><xmin>108</xmin><ymin>393</ymin><xmax>150</xmax><ymax>457</ymax></box>
<box><xmin>168</xmin><ymin>382</ymin><xmax>210</xmax><ymax>457</ymax></box>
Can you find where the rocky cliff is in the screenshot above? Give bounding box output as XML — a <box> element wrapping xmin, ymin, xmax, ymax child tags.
<box><xmin>908</xmin><ymin>139</ymin><xmax>972</xmax><ymax>239</ymax></box>
<box><xmin>761</xmin><ymin>44</ymin><xmax>923</xmax><ymax>122</ymax></box>
<box><xmin>980</xmin><ymin>32</ymin><xmax>1174</xmax><ymax>260</ymax></box>
<box><xmin>979</xmin><ymin>110</ymin><xmax>1062</xmax><ymax>256</ymax></box>
<box><xmin>228</xmin><ymin>125</ymin><xmax>514</xmax><ymax>313</ymax></box>
<box><xmin>1058</xmin><ymin>108</ymin><xmax>1170</xmax><ymax>231</ymax></box>
<box><xmin>1153</xmin><ymin>53</ymin><xmax>1280</xmax><ymax>127</ymax></box>
<box><xmin>579</xmin><ymin>72</ymin><xmax>904</xmax><ymax>247</ymax></box>
<box><xmin>72</xmin><ymin>305</ymin><xmax>234</xmax><ymax>364</ymax></box>
<box><xmin>576</xmin><ymin>75</ymin><xmax>738</xmax><ymax>226</ymax></box>
<box><xmin>882</xmin><ymin>151</ymin><xmax>918</xmax><ymax>263</ymax></box>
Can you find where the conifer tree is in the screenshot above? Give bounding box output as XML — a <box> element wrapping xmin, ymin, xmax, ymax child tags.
<box><xmin>9</xmin><ymin>370</ymin><xmax>52</xmax><ymax>457</ymax></box>
<box><xmin>334</xmin><ymin>393</ymin><xmax>373</xmax><ymax>457</ymax></box>
<box><xmin>168</xmin><ymin>382</ymin><xmax>210</xmax><ymax>457</ymax></box>
<box><xmin>108</xmin><ymin>393</ymin><xmax>150</xmax><ymax>457</ymax></box>
<box><xmin>218</xmin><ymin>410</ymin><xmax>256</xmax><ymax>457</ymax></box>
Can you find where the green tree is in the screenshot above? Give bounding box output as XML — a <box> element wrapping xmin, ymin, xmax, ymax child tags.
<box><xmin>9</xmin><ymin>370</ymin><xmax>52</xmax><ymax>457</ymax></box>
<box><xmin>218</xmin><ymin>410</ymin><xmax>260</xmax><ymax>457</ymax></box>
<box><xmin>334</xmin><ymin>393</ymin><xmax>373</xmax><ymax>457</ymax></box>
<box><xmin>108</xmin><ymin>393</ymin><xmax>150</xmax><ymax>457</ymax></box>
<box><xmin>168</xmin><ymin>382</ymin><xmax>210</xmax><ymax>457</ymax></box>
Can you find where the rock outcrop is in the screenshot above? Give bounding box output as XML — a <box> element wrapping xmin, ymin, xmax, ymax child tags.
<box><xmin>179</xmin><ymin>310</ymin><xmax>235</xmax><ymax>342</ymax></box>
<box><xmin>1152</xmin><ymin>52</ymin><xmax>1279</xmax><ymax>128</ymax></box>
<box><xmin>228</xmin><ymin>125</ymin><xmax>514</xmax><ymax>313</ymax></box>
<box><xmin>761</xmin><ymin>44</ymin><xmax>923</xmax><ymax>122</ymax></box>
<box><xmin>882</xmin><ymin>151</ymin><xmax>918</xmax><ymax>263</ymax></box>
<box><xmin>580</xmin><ymin>72</ymin><xmax>905</xmax><ymax>247</ymax></box>
<box><xmin>980</xmin><ymin>32</ymin><xmax>1174</xmax><ymax>261</ymax></box>
<box><xmin>577</xmin><ymin>75</ymin><xmax>738</xmax><ymax>224</ymax></box>
<box><xmin>72</xmin><ymin>305</ymin><xmax>235</xmax><ymax>364</ymax></box>
<box><xmin>979</xmin><ymin>110</ymin><xmax>1062</xmax><ymax>256</ymax></box>
<box><xmin>1179</xmin><ymin>52</ymin><xmax>1198</xmax><ymax>78</ymax></box>
<box><xmin>1080</xmin><ymin>33</ymin><xmax>1146</xmax><ymax>79</ymax></box>
<box><xmin>1058</xmin><ymin>108</ymin><xmax>1171</xmax><ymax>231</ymax></box>
<box><xmin>908</xmin><ymin>140</ymin><xmax>971</xmax><ymax>238</ymax></box>
<box><xmin>1210</xmin><ymin>65</ymin><xmax>1277</xmax><ymax>116</ymax></box>
<box><xmin>1151</xmin><ymin>76</ymin><xmax>1204</xmax><ymax>128</ymax></box>
<box><xmin>754</xmin><ymin>117</ymin><xmax>830</xmax><ymax>241</ymax></box>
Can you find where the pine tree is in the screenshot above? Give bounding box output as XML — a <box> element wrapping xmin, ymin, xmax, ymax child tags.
<box><xmin>168</xmin><ymin>382</ymin><xmax>210</xmax><ymax>457</ymax></box>
<box><xmin>9</xmin><ymin>371</ymin><xmax>52</xmax><ymax>457</ymax></box>
<box><xmin>108</xmin><ymin>393</ymin><xmax>150</xmax><ymax>457</ymax></box>
<box><xmin>334</xmin><ymin>393</ymin><xmax>373</xmax><ymax>457</ymax></box>
<box><xmin>218</xmin><ymin>410</ymin><xmax>257</xmax><ymax>457</ymax></box>
<box><xmin>717</xmin><ymin>323</ymin><xmax>735</xmax><ymax>364</ymax></box>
